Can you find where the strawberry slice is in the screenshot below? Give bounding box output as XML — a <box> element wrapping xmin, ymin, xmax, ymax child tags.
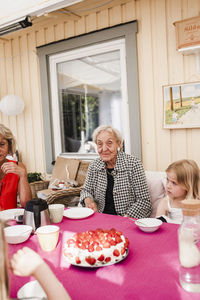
<box><xmin>115</xmin><ymin>236</ymin><xmax>123</xmax><ymax>244</ymax></box>
<box><xmin>110</xmin><ymin>240</ymin><xmax>117</xmax><ymax>246</ymax></box>
<box><xmin>105</xmin><ymin>257</ymin><xmax>111</xmax><ymax>263</ymax></box>
<box><xmin>95</xmin><ymin>228</ymin><xmax>103</xmax><ymax>235</ymax></box>
<box><xmin>85</xmin><ymin>256</ymin><xmax>96</xmax><ymax>265</ymax></box>
<box><xmin>96</xmin><ymin>246</ymin><xmax>103</xmax><ymax>251</ymax></box>
<box><xmin>121</xmin><ymin>247</ymin><xmax>126</xmax><ymax>255</ymax></box>
<box><xmin>110</xmin><ymin>228</ymin><xmax>116</xmax><ymax>236</ymax></box>
<box><xmin>113</xmin><ymin>249</ymin><xmax>120</xmax><ymax>256</ymax></box>
<box><xmin>116</xmin><ymin>231</ymin><xmax>122</xmax><ymax>236</ymax></box>
<box><xmin>88</xmin><ymin>230</ymin><xmax>95</xmax><ymax>236</ymax></box>
<box><xmin>80</xmin><ymin>244</ymin><xmax>86</xmax><ymax>250</ymax></box>
<box><xmin>75</xmin><ymin>257</ymin><xmax>81</xmax><ymax>264</ymax></box>
<box><xmin>88</xmin><ymin>245</ymin><xmax>94</xmax><ymax>252</ymax></box>
<box><xmin>97</xmin><ymin>254</ymin><xmax>105</xmax><ymax>261</ymax></box>
<box><xmin>124</xmin><ymin>237</ymin><xmax>129</xmax><ymax>248</ymax></box>
<box><xmin>102</xmin><ymin>241</ymin><xmax>110</xmax><ymax>248</ymax></box>
<box><xmin>92</xmin><ymin>241</ymin><xmax>99</xmax><ymax>247</ymax></box>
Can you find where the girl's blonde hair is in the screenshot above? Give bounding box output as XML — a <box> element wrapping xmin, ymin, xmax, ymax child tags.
<box><xmin>92</xmin><ymin>125</ymin><xmax>123</xmax><ymax>149</ymax></box>
<box><xmin>166</xmin><ymin>159</ymin><xmax>200</xmax><ymax>199</ymax></box>
<box><xmin>0</xmin><ymin>124</ymin><xmax>16</xmax><ymax>155</ymax></box>
<box><xmin>0</xmin><ymin>221</ymin><xmax>9</xmax><ymax>300</ymax></box>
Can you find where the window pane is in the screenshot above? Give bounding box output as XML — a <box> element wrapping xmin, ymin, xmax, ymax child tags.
<box><xmin>57</xmin><ymin>49</ymin><xmax>123</xmax><ymax>154</ymax></box>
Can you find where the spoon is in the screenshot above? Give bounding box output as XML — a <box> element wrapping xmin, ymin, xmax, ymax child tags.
<box><xmin>128</xmin><ymin>217</ymin><xmax>149</xmax><ymax>226</ymax></box>
<box><xmin>135</xmin><ymin>220</ymin><xmax>149</xmax><ymax>226</ymax></box>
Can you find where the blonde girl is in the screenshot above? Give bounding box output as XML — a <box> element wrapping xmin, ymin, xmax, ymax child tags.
<box><xmin>156</xmin><ymin>159</ymin><xmax>200</xmax><ymax>223</ymax></box>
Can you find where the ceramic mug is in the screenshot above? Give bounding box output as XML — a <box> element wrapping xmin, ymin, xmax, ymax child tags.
<box><xmin>48</xmin><ymin>204</ymin><xmax>64</xmax><ymax>223</ymax></box>
<box><xmin>36</xmin><ymin>225</ymin><xmax>59</xmax><ymax>252</ymax></box>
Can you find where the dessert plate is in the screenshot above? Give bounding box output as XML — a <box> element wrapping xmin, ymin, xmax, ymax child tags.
<box><xmin>64</xmin><ymin>249</ymin><xmax>129</xmax><ymax>268</ymax></box>
<box><xmin>0</xmin><ymin>208</ymin><xmax>24</xmax><ymax>221</ymax></box>
<box><xmin>17</xmin><ymin>280</ymin><xmax>47</xmax><ymax>299</ymax></box>
<box><xmin>63</xmin><ymin>207</ymin><xmax>94</xmax><ymax>219</ymax></box>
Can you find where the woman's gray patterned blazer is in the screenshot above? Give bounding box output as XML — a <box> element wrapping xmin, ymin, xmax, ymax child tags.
<box><xmin>79</xmin><ymin>151</ymin><xmax>152</xmax><ymax>218</ymax></box>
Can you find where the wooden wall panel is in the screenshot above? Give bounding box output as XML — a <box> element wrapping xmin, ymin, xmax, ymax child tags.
<box><xmin>11</xmin><ymin>38</ymin><xmax>26</xmax><ymax>163</ymax></box>
<box><xmin>122</xmin><ymin>1</ymin><xmax>136</xmax><ymax>22</ymax></box>
<box><xmin>27</xmin><ymin>32</ymin><xmax>46</xmax><ymax>173</ymax></box>
<box><xmin>136</xmin><ymin>0</ymin><xmax>200</xmax><ymax>171</ymax></box>
<box><xmin>85</xmin><ymin>13</ymin><xmax>97</xmax><ymax>32</ymax></box>
<box><xmin>150</xmin><ymin>0</ymin><xmax>171</xmax><ymax>171</ymax></box>
<box><xmin>0</xmin><ymin>0</ymin><xmax>200</xmax><ymax>175</ymax></box>
<box><xmin>166</xmin><ymin>0</ymin><xmax>186</xmax><ymax>164</ymax></box>
<box><xmin>97</xmin><ymin>10</ymin><xmax>109</xmax><ymax>29</ymax></box>
<box><xmin>19</xmin><ymin>34</ymin><xmax>35</xmax><ymax>171</ymax></box>
<box><xmin>182</xmin><ymin>0</ymin><xmax>200</xmax><ymax>164</ymax></box>
<box><xmin>75</xmin><ymin>17</ymin><xmax>86</xmax><ymax>35</ymax></box>
<box><xmin>55</xmin><ymin>23</ymin><xmax>65</xmax><ymax>41</ymax></box>
<box><xmin>136</xmin><ymin>0</ymin><xmax>157</xmax><ymax>170</ymax></box>
<box><xmin>64</xmin><ymin>20</ymin><xmax>75</xmax><ymax>38</ymax></box>
<box><xmin>109</xmin><ymin>5</ymin><xmax>122</xmax><ymax>27</ymax></box>
<box><xmin>0</xmin><ymin>42</ymin><xmax>9</xmax><ymax>127</ymax></box>
<box><xmin>44</xmin><ymin>26</ymin><xmax>55</xmax><ymax>44</ymax></box>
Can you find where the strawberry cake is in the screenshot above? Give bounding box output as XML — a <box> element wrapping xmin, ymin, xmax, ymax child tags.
<box><xmin>63</xmin><ymin>228</ymin><xmax>129</xmax><ymax>267</ymax></box>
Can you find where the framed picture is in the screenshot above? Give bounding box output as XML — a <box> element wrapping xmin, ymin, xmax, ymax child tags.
<box><xmin>163</xmin><ymin>81</ymin><xmax>200</xmax><ymax>129</ymax></box>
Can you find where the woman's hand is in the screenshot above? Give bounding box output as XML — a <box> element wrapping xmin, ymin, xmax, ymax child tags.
<box><xmin>1</xmin><ymin>161</ymin><xmax>26</xmax><ymax>178</ymax></box>
<box><xmin>1</xmin><ymin>161</ymin><xmax>32</xmax><ymax>207</ymax></box>
<box><xmin>84</xmin><ymin>197</ymin><xmax>98</xmax><ymax>212</ymax></box>
<box><xmin>10</xmin><ymin>247</ymin><xmax>44</xmax><ymax>277</ymax></box>
<box><xmin>124</xmin><ymin>214</ymin><xmax>130</xmax><ymax>218</ymax></box>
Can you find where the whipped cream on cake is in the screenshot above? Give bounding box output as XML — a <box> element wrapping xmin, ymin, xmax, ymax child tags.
<box><xmin>63</xmin><ymin>228</ymin><xmax>129</xmax><ymax>267</ymax></box>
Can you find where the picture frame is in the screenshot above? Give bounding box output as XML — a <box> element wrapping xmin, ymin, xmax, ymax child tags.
<box><xmin>163</xmin><ymin>81</ymin><xmax>200</xmax><ymax>129</ymax></box>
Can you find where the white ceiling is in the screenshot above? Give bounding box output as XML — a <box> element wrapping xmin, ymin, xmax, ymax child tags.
<box><xmin>58</xmin><ymin>51</ymin><xmax>121</xmax><ymax>92</ymax></box>
<box><xmin>0</xmin><ymin>0</ymin><xmax>82</xmax><ymax>28</ymax></box>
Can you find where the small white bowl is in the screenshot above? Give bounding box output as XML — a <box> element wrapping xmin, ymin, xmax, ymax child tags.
<box><xmin>135</xmin><ymin>218</ymin><xmax>162</xmax><ymax>233</ymax></box>
<box><xmin>4</xmin><ymin>225</ymin><xmax>32</xmax><ymax>244</ymax></box>
<box><xmin>17</xmin><ymin>280</ymin><xmax>46</xmax><ymax>299</ymax></box>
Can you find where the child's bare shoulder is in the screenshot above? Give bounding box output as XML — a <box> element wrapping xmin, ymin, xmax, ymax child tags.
<box><xmin>159</xmin><ymin>196</ymin><xmax>168</xmax><ymax>204</ymax></box>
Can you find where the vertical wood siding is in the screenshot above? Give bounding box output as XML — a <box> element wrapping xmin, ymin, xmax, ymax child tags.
<box><xmin>0</xmin><ymin>0</ymin><xmax>200</xmax><ymax>175</ymax></box>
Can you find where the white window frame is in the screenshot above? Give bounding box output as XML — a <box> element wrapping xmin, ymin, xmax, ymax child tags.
<box><xmin>49</xmin><ymin>38</ymin><xmax>131</xmax><ymax>160</ymax></box>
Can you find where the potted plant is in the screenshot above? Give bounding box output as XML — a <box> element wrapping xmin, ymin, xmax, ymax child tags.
<box><xmin>27</xmin><ymin>172</ymin><xmax>43</xmax><ymax>183</ymax></box>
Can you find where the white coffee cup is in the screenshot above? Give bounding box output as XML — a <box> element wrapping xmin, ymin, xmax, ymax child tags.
<box><xmin>48</xmin><ymin>204</ymin><xmax>64</xmax><ymax>223</ymax></box>
<box><xmin>36</xmin><ymin>225</ymin><xmax>59</xmax><ymax>252</ymax></box>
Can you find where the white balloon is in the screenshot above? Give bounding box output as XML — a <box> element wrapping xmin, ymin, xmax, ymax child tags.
<box><xmin>0</xmin><ymin>94</ymin><xmax>24</xmax><ymax>116</ymax></box>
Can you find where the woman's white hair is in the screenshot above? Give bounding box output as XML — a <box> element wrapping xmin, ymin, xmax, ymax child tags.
<box><xmin>0</xmin><ymin>124</ymin><xmax>16</xmax><ymax>155</ymax></box>
<box><xmin>92</xmin><ymin>125</ymin><xmax>123</xmax><ymax>149</ymax></box>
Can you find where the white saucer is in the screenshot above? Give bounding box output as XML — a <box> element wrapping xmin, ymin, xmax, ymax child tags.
<box><xmin>17</xmin><ymin>280</ymin><xmax>47</xmax><ymax>299</ymax></box>
<box><xmin>63</xmin><ymin>207</ymin><xmax>94</xmax><ymax>219</ymax></box>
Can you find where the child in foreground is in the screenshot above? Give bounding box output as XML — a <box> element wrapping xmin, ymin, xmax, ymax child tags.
<box><xmin>0</xmin><ymin>221</ymin><xmax>70</xmax><ymax>300</ymax></box>
<box><xmin>156</xmin><ymin>159</ymin><xmax>200</xmax><ymax>224</ymax></box>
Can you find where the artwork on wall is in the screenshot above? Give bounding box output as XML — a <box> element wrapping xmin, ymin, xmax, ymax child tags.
<box><xmin>163</xmin><ymin>81</ymin><xmax>200</xmax><ymax>129</ymax></box>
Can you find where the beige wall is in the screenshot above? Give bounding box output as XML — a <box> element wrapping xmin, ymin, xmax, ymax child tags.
<box><xmin>0</xmin><ymin>0</ymin><xmax>200</xmax><ymax>175</ymax></box>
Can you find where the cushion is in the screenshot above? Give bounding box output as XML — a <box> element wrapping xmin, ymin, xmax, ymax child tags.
<box><xmin>145</xmin><ymin>171</ymin><xmax>167</xmax><ymax>217</ymax></box>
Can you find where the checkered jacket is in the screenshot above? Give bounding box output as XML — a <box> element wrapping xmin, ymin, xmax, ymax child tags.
<box><xmin>80</xmin><ymin>151</ymin><xmax>152</xmax><ymax>218</ymax></box>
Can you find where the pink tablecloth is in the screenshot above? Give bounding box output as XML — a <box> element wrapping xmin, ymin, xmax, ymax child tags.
<box><xmin>8</xmin><ymin>212</ymin><xmax>199</xmax><ymax>300</ymax></box>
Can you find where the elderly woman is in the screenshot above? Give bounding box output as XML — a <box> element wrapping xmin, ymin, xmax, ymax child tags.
<box><xmin>0</xmin><ymin>124</ymin><xmax>31</xmax><ymax>210</ymax></box>
<box><xmin>80</xmin><ymin>125</ymin><xmax>152</xmax><ymax>218</ymax></box>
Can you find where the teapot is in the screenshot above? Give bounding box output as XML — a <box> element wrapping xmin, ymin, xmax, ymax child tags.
<box><xmin>23</xmin><ymin>198</ymin><xmax>51</xmax><ymax>231</ymax></box>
